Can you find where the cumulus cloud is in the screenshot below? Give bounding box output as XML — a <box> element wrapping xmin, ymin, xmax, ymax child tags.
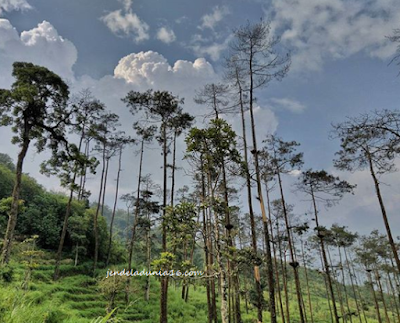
<box><xmin>270</xmin><ymin>98</ymin><xmax>306</xmax><ymax>113</ymax></box>
<box><xmin>0</xmin><ymin>19</ymin><xmax>77</xmax><ymax>87</ymax></box>
<box><xmin>112</xmin><ymin>51</ymin><xmax>216</xmax><ymax>92</ymax></box>
<box><xmin>156</xmin><ymin>27</ymin><xmax>176</xmax><ymax>44</ymax></box>
<box><xmin>101</xmin><ymin>8</ymin><xmax>149</xmax><ymax>42</ymax></box>
<box><xmin>270</xmin><ymin>0</ymin><xmax>400</xmax><ymax>71</ymax></box>
<box><xmin>0</xmin><ymin>0</ymin><xmax>31</xmax><ymax>15</ymax></box>
<box><xmin>200</xmin><ymin>5</ymin><xmax>230</xmax><ymax>30</ymax></box>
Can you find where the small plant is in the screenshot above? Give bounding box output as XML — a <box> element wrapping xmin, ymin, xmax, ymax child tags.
<box><xmin>99</xmin><ymin>272</ymin><xmax>127</xmax><ymax>314</ymax></box>
<box><xmin>19</xmin><ymin>235</ymin><xmax>44</xmax><ymax>290</ymax></box>
<box><xmin>90</xmin><ymin>308</ymin><xmax>119</xmax><ymax>323</ymax></box>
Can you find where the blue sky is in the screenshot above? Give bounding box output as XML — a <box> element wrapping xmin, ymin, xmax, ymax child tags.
<box><xmin>1</xmin><ymin>0</ymin><xmax>400</xmax><ymax>236</ymax></box>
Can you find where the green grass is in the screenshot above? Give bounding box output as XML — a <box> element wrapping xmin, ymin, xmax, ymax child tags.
<box><xmin>0</xmin><ymin>251</ymin><xmax>396</xmax><ymax>322</ymax></box>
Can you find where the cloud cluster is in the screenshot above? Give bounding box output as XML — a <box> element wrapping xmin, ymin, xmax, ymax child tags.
<box><xmin>112</xmin><ymin>51</ymin><xmax>217</xmax><ymax>96</ymax></box>
<box><xmin>270</xmin><ymin>0</ymin><xmax>400</xmax><ymax>71</ymax></box>
<box><xmin>0</xmin><ymin>0</ymin><xmax>31</xmax><ymax>15</ymax></box>
<box><xmin>0</xmin><ymin>19</ymin><xmax>77</xmax><ymax>87</ymax></box>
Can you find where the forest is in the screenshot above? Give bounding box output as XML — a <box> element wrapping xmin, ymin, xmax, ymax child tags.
<box><xmin>0</xmin><ymin>18</ymin><xmax>400</xmax><ymax>323</ymax></box>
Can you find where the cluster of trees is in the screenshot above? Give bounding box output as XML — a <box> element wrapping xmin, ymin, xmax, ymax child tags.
<box><xmin>0</xmin><ymin>21</ymin><xmax>400</xmax><ymax>323</ymax></box>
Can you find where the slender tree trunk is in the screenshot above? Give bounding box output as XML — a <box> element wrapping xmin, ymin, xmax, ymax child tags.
<box><xmin>126</xmin><ymin>139</ymin><xmax>144</xmax><ymax>303</ymax></box>
<box><xmin>200</xmin><ymin>155</ymin><xmax>213</xmax><ymax>323</ymax></box>
<box><xmin>74</xmin><ymin>242</ymin><xmax>79</xmax><ymax>267</ymax></box>
<box><xmin>93</xmin><ymin>142</ymin><xmax>106</xmax><ymax>273</ymax></box>
<box><xmin>348</xmin><ymin>252</ymin><xmax>369</xmax><ymax>323</ymax></box>
<box><xmin>383</xmin><ymin>259</ymin><xmax>400</xmax><ymax>322</ymax></box>
<box><xmin>101</xmin><ymin>158</ymin><xmax>110</xmax><ymax>217</ymax></box>
<box><xmin>327</xmin><ymin>247</ymin><xmax>346</xmax><ymax>321</ymax></box>
<box><xmin>338</xmin><ymin>246</ymin><xmax>352</xmax><ymax>323</ymax></box>
<box><xmin>160</xmin><ymin>122</ymin><xmax>169</xmax><ymax>323</ymax></box>
<box><xmin>301</xmin><ymin>240</ymin><xmax>314</xmax><ymax>323</ymax></box>
<box><xmin>319</xmin><ymin>245</ymin><xmax>334</xmax><ymax>323</ymax></box>
<box><xmin>170</xmin><ymin>131</ymin><xmax>177</xmax><ymax>207</ymax></box>
<box><xmin>277</xmin><ymin>224</ymin><xmax>291</xmax><ymax>323</ymax></box>
<box><xmin>368</xmin><ymin>270</ymin><xmax>383</xmax><ymax>323</ymax></box>
<box><xmin>310</xmin><ymin>186</ymin><xmax>340</xmax><ymax>323</ymax></box>
<box><xmin>265</xmin><ymin>182</ymin><xmax>286</xmax><ymax>323</ymax></box>
<box><xmin>54</xmin><ymin>126</ymin><xmax>87</xmax><ymax>280</ymax></box>
<box><xmin>78</xmin><ymin>139</ymin><xmax>90</xmax><ymax>201</ymax></box>
<box><xmin>344</xmin><ymin>247</ymin><xmax>363</xmax><ymax>323</ymax></box>
<box><xmin>208</xmin><ymin>172</ymin><xmax>228</xmax><ymax>323</ymax></box>
<box><xmin>248</xmin><ymin>53</ymin><xmax>276</xmax><ymax>323</ymax></box>
<box><xmin>276</xmin><ymin>170</ymin><xmax>305</xmax><ymax>323</ymax></box>
<box><xmin>374</xmin><ymin>269</ymin><xmax>391</xmax><ymax>323</ymax></box>
<box><xmin>54</xmin><ymin>181</ymin><xmax>75</xmax><ymax>280</ymax></box>
<box><xmin>236</xmin><ymin>82</ymin><xmax>264</xmax><ymax>323</ymax></box>
<box><xmin>106</xmin><ymin>147</ymin><xmax>123</xmax><ymax>266</ymax></box>
<box><xmin>145</xmin><ymin>206</ymin><xmax>151</xmax><ymax>302</ymax></box>
<box><xmin>366</xmin><ymin>151</ymin><xmax>400</xmax><ymax>275</ymax></box>
<box><xmin>1</xmin><ymin>136</ymin><xmax>30</xmax><ymax>265</ymax></box>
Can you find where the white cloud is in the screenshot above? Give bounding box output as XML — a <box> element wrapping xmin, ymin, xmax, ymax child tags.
<box><xmin>200</xmin><ymin>5</ymin><xmax>230</xmax><ymax>30</ymax></box>
<box><xmin>289</xmin><ymin>169</ymin><xmax>302</xmax><ymax>177</ymax></box>
<box><xmin>0</xmin><ymin>19</ymin><xmax>77</xmax><ymax>87</ymax></box>
<box><xmin>270</xmin><ymin>0</ymin><xmax>400</xmax><ymax>71</ymax></box>
<box><xmin>0</xmin><ymin>0</ymin><xmax>31</xmax><ymax>15</ymax></box>
<box><xmin>191</xmin><ymin>34</ymin><xmax>233</xmax><ymax>61</ymax></box>
<box><xmin>101</xmin><ymin>9</ymin><xmax>149</xmax><ymax>42</ymax></box>
<box><xmin>156</xmin><ymin>27</ymin><xmax>176</xmax><ymax>44</ymax></box>
<box><xmin>112</xmin><ymin>51</ymin><xmax>217</xmax><ymax>94</ymax></box>
<box><xmin>270</xmin><ymin>98</ymin><xmax>306</xmax><ymax>113</ymax></box>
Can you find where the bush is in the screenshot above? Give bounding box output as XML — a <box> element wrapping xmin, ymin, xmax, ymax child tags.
<box><xmin>0</xmin><ymin>266</ymin><xmax>14</xmax><ymax>283</ymax></box>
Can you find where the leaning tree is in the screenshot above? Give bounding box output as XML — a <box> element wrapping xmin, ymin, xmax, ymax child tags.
<box><xmin>333</xmin><ymin>116</ymin><xmax>400</xmax><ymax>275</ymax></box>
<box><xmin>0</xmin><ymin>62</ymin><xmax>71</xmax><ymax>264</ymax></box>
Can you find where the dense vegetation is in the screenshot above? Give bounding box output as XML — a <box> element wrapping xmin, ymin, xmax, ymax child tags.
<box><xmin>0</xmin><ymin>21</ymin><xmax>400</xmax><ymax>323</ymax></box>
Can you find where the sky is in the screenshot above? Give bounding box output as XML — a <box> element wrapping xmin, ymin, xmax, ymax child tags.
<box><xmin>1</xmin><ymin>0</ymin><xmax>400</xmax><ymax>238</ymax></box>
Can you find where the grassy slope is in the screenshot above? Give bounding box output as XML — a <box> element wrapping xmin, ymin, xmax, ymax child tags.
<box><xmin>0</xmin><ymin>249</ymin><xmax>393</xmax><ymax>322</ymax></box>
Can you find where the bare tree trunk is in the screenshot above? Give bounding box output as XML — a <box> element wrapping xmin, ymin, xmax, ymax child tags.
<box><xmin>366</xmin><ymin>152</ymin><xmax>400</xmax><ymax>275</ymax></box>
<box><xmin>200</xmin><ymin>155</ymin><xmax>213</xmax><ymax>323</ymax></box>
<box><xmin>338</xmin><ymin>246</ymin><xmax>352</xmax><ymax>323</ymax></box>
<box><xmin>348</xmin><ymin>252</ymin><xmax>369</xmax><ymax>323</ymax></box>
<box><xmin>265</xmin><ymin>182</ymin><xmax>286</xmax><ymax>323</ymax></box>
<box><xmin>1</xmin><ymin>136</ymin><xmax>30</xmax><ymax>265</ymax></box>
<box><xmin>54</xmin><ymin>182</ymin><xmax>75</xmax><ymax>280</ymax></box>
<box><xmin>93</xmin><ymin>141</ymin><xmax>106</xmax><ymax>273</ymax></box>
<box><xmin>247</xmin><ymin>54</ymin><xmax>276</xmax><ymax>322</ymax></box>
<box><xmin>310</xmin><ymin>186</ymin><xmax>340</xmax><ymax>323</ymax></box>
<box><xmin>367</xmin><ymin>270</ymin><xmax>383</xmax><ymax>323</ymax></box>
<box><xmin>101</xmin><ymin>158</ymin><xmax>110</xmax><ymax>217</ymax></box>
<box><xmin>277</xmin><ymin>223</ymin><xmax>290</xmax><ymax>323</ymax></box>
<box><xmin>170</xmin><ymin>131</ymin><xmax>177</xmax><ymax>207</ymax></box>
<box><xmin>301</xmin><ymin>240</ymin><xmax>314</xmax><ymax>323</ymax></box>
<box><xmin>145</xmin><ymin>206</ymin><xmax>151</xmax><ymax>302</ymax></box>
<box><xmin>208</xmin><ymin>172</ymin><xmax>228</xmax><ymax>323</ymax></box>
<box><xmin>236</xmin><ymin>82</ymin><xmax>264</xmax><ymax>323</ymax></box>
<box><xmin>160</xmin><ymin>123</ymin><xmax>169</xmax><ymax>323</ymax></box>
<box><xmin>74</xmin><ymin>242</ymin><xmax>79</xmax><ymax>267</ymax></box>
<box><xmin>107</xmin><ymin>147</ymin><xmax>123</xmax><ymax>266</ymax></box>
<box><xmin>383</xmin><ymin>259</ymin><xmax>400</xmax><ymax>322</ymax></box>
<box><xmin>126</xmin><ymin>140</ymin><xmax>144</xmax><ymax>303</ymax></box>
<box><xmin>374</xmin><ymin>268</ymin><xmax>391</xmax><ymax>323</ymax></box>
<box><xmin>344</xmin><ymin>247</ymin><xmax>363</xmax><ymax>323</ymax></box>
<box><xmin>276</xmin><ymin>170</ymin><xmax>305</xmax><ymax>323</ymax></box>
